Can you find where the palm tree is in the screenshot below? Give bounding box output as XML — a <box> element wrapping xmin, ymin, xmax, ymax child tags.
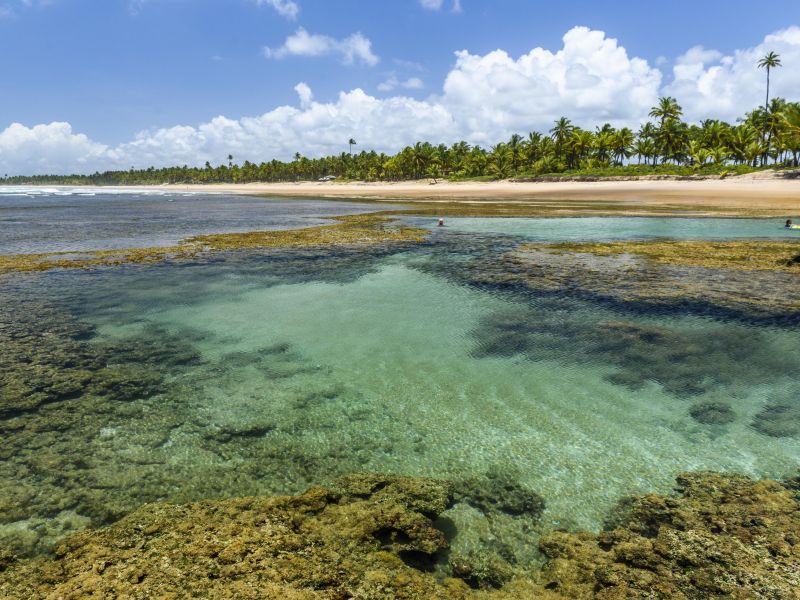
<box><xmin>649</xmin><ymin>97</ymin><xmax>683</xmax><ymax>164</ymax></box>
<box><xmin>507</xmin><ymin>133</ymin><xmax>523</xmax><ymax>174</ymax></box>
<box><xmin>549</xmin><ymin>117</ymin><xmax>573</xmax><ymax>164</ymax></box>
<box><xmin>758</xmin><ymin>52</ymin><xmax>781</xmax><ymax>117</ymax></box>
<box><xmin>348</xmin><ymin>138</ymin><xmax>357</xmax><ymax>156</ymax></box>
<box><xmin>410</xmin><ymin>142</ymin><xmax>433</xmax><ymax>179</ymax></box>
<box><xmin>649</xmin><ymin>97</ymin><xmax>683</xmax><ymax>127</ymax></box>
<box><xmin>782</xmin><ymin>103</ymin><xmax>800</xmax><ymax>136</ymax></box>
<box><xmin>227</xmin><ymin>154</ymin><xmax>234</xmax><ymax>168</ymax></box>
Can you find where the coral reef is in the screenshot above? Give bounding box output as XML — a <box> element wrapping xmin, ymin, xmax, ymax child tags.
<box><xmin>535</xmin><ymin>471</ymin><xmax>800</xmax><ymax>599</ymax></box>
<box><xmin>534</xmin><ymin>239</ymin><xmax>800</xmax><ymax>273</ymax></box>
<box><xmin>0</xmin><ymin>214</ymin><xmax>427</xmax><ymax>274</ymax></box>
<box><xmin>2</xmin><ymin>471</ymin><xmax>799</xmax><ymax>599</ymax></box>
<box><xmin>489</xmin><ymin>242</ymin><xmax>800</xmax><ymax>317</ymax></box>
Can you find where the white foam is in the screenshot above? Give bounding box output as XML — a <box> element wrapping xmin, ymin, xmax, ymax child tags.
<box><xmin>0</xmin><ymin>185</ymin><xmax>219</xmax><ymax>197</ymax></box>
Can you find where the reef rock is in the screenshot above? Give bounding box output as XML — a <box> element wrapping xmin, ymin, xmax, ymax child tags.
<box><xmin>2</xmin><ymin>472</ymin><xmax>799</xmax><ymax>599</ymax></box>
<box><xmin>0</xmin><ymin>474</ymin><xmax>462</xmax><ymax>599</ymax></box>
<box><xmin>536</xmin><ymin>472</ymin><xmax>800</xmax><ymax>598</ymax></box>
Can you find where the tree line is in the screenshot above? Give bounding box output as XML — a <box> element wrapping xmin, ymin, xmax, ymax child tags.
<box><xmin>4</xmin><ymin>99</ymin><xmax>800</xmax><ymax>185</ymax></box>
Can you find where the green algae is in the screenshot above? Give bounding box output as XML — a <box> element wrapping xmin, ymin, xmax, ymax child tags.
<box><xmin>379</xmin><ymin>201</ymin><xmax>747</xmax><ymax>218</ymax></box>
<box><xmin>2</xmin><ymin>471</ymin><xmax>799</xmax><ymax>599</ymax></box>
<box><xmin>0</xmin><ymin>214</ymin><xmax>427</xmax><ymax>275</ymax></box>
<box><xmin>526</xmin><ymin>239</ymin><xmax>800</xmax><ymax>272</ymax></box>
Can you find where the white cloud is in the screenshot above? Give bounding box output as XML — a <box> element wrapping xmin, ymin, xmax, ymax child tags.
<box><xmin>294</xmin><ymin>82</ymin><xmax>313</xmax><ymax>107</ymax></box>
<box><xmin>377</xmin><ymin>76</ymin><xmax>425</xmax><ymax>92</ymax></box>
<box><xmin>419</xmin><ymin>0</ymin><xmax>462</xmax><ymax>12</ymax></box>
<box><xmin>103</xmin><ymin>89</ymin><xmax>455</xmax><ymax>170</ymax></box>
<box><xmin>0</xmin><ymin>122</ymin><xmax>109</xmax><ymax>174</ymax></box>
<box><xmin>3</xmin><ymin>25</ymin><xmax>799</xmax><ymax>175</ymax></box>
<box><xmin>664</xmin><ymin>26</ymin><xmax>800</xmax><ymax>122</ymax></box>
<box><xmin>263</xmin><ymin>27</ymin><xmax>379</xmax><ymax>66</ymax></box>
<box><xmin>255</xmin><ymin>0</ymin><xmax>299</xmax><ymax>20</ymax></box>
<box><xmin>439</xmin><ymin>26</ymin><xmax>661</xmax><ymax>143</ymax></box>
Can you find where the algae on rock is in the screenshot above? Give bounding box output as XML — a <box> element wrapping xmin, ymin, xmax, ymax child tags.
<box><xmin>3</xmin><ymin>471</ymin><xmax>798</xmax><ymax>599</ymax></box>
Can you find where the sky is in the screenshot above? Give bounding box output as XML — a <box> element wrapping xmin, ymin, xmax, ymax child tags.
<box><xmin>0</xmin><ymin>0</ymin><xmax>799</xmax><ymax>174</ymax></box>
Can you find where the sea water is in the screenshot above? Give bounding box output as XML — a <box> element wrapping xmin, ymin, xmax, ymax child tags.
<box><xmin>1</xmin><ymin>197</ymin><xmax>798</xmax><ymax>558</ymax></box>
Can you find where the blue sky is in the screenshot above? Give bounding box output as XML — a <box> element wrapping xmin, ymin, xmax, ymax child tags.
<box><xmin>1</xmin><ymin>0</ymin><xmax>799</xmax><ymax>173</ymax></box>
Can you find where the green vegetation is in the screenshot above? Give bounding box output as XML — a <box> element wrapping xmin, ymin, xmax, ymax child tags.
<box><xmin>3</xmin><ymin>95</ymin><xmax>799</xmax><ymax>185</ymax></box>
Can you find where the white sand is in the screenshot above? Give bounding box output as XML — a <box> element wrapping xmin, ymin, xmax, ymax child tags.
<box><xmin>139</xmin><ymin>175</ymin><xmax>800</xmax><ymax>215</ymax></box>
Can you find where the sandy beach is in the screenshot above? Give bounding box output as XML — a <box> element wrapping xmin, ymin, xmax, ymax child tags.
<box><xmin>146</xmin><ymin>174</ymin><xmax>800</xmax><ymax>217</ymax></box>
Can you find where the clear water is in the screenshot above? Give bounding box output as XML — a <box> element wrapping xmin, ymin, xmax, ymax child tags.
<box><xmin>0</xmin><ymin>186</ymin><xmax>385</xmax><ymax>254</ymax></box>
<box><xmin>1</xmin><ymin>195</ymin><xmax>799</xmax><ymax>560</ymax></box>
<box><xmin>407</xmin><ymin>215</ymin><xmax>800</xmax><ymax>241</ymax></box>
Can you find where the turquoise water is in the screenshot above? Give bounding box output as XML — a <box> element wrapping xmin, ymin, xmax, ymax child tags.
<box><xmin>407</xmin><ymin>216</ymin><xmax>800</xmax><ymax>241</ymax></box>
<box><xmin>1</xmin><ymin>206</ymin><xmax>799</xmax><ymax>562</ymax></box>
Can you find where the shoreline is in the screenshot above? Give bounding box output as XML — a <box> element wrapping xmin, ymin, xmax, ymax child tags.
<box><xmin>130</xmin><ymin>176</ymin><xmax>800</xmax><ymax>217</ymax></box>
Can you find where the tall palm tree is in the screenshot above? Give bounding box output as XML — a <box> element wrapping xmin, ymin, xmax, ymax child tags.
<box><xmin>348</xmin><ymin>138</ymin><xmax>357</xmax><ymax>156</ymax></box>
<box><xmin>758</xmin><ymin>52</ymin><xmax>782</xmax><ymax>160</ymax></box>
<box><xmin>758</xmin><ymin>52</ymin><xmax>781</xmax><ymax>117</ymax></box>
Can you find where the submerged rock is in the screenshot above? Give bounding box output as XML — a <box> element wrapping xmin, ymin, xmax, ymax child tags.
<box><xmin>689</xmin><ymin>401</ymin><xmax>736</xmax><ymax>425</ymax></box>
<box><xmin>455</xmin><ymin>468</ymin><xmax>544</xmax><ymax>518</ymax></box>
<box><xmin>751</xmin><ymin>403</ymin><xmax>800</xmax><ymax>437</ymax></box>
<box><xmin>449</xmin><ymin>549</ymin><xmax>514</xmax><ymax>590</ymax></box>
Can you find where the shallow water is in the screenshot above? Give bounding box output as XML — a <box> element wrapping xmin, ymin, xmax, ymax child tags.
<box><xmin>407</xmin><ymin>215</ymin><xmax>800</xmax><ymax>241</ymax></box>
<box><xmin>1</xmin><ymin>197</ymin><xmax>799</xmax><ymax>562</ymax></box>
<box><xmin>0</xmin><ymin>186</ymin><xmax>383</xmax><ymax>254</ymax></box>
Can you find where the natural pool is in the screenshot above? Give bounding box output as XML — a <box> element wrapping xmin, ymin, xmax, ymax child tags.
<box><xmin>1</xmin><ymin>201</ymin><xmax>799</xmax><ymax>567</ymax></box>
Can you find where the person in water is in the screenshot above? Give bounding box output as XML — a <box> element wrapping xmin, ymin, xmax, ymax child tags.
<box><xmin>438</xmin><ymin>218</ymin><xmax>445</xmax><ymax>227</ymax></box>
<box><xmin>787</xmin><ymin>219</ymin><xmax>794</xmax><ymax>228</ymax></box>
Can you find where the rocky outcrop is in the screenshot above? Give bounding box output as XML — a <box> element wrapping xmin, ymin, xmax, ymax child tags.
<box><xmin>2</xmin><ymin>471</ymin><xmax>799</xmax><ymax>599</ymax></box>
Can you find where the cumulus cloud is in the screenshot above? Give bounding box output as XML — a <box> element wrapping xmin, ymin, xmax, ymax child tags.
<box><xmin>263</xmin><ymin>27</ymin><xmax>379</xmax><ymax>66</ymax></box>
<box><xmin>0</xmin><ymin>122</ymin><xmax>109</xmax><ymax>174</ymax></box>
<box><xmin>440</xmin><ymin>26</ymin><xmax>661</xmax><ymax>144</ymax></box>
<box><xmin>102</xmin><ymin>89</ymin><xmax>455</xmax><ymax>170</ymax></box>
<box><xmin>3</xmin><ymin>25</ymin><xmax>799</xmax><ymax>175</ymax></box>
<box><xmin>664</xmin><ymin>26</ymin><xmax>800</xmax><ymax>122</ymax></box>
<box><xmin>255</xmin><ymin>0</ymin><xmax>299</xmax><ymax>20</ymax></box>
